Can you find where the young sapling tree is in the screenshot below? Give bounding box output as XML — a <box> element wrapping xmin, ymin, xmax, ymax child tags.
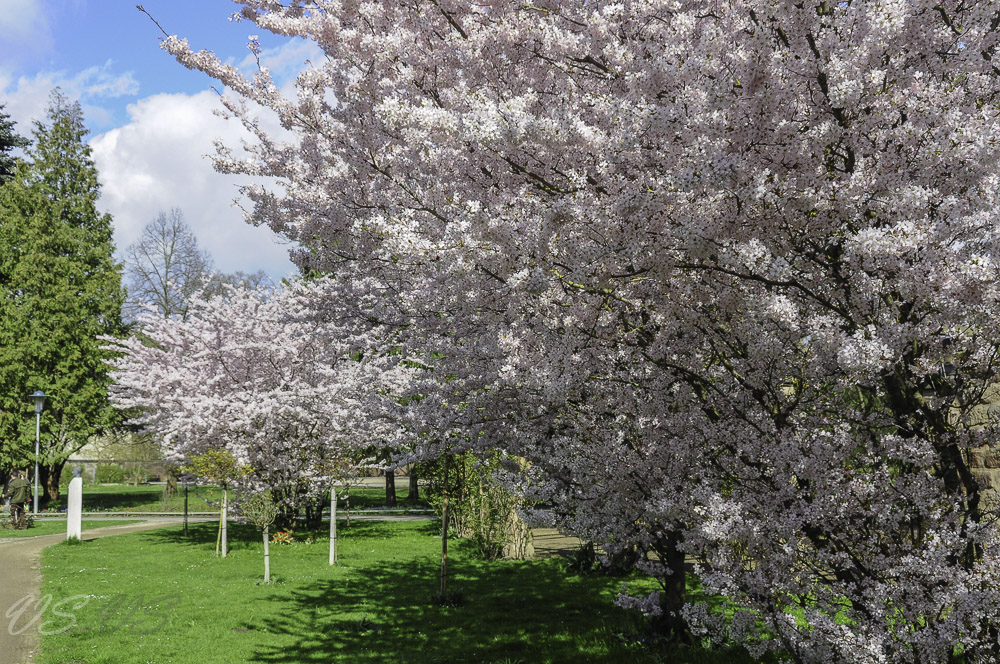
<box><xmin>242</xmin><ymin>491</ymin><xmax>279</xmax><ymax>583</ymax></box>
<box><xmin>185</xmin><ymin>450</ymin><xmax>250</xmax><ymax>558</ymax></box>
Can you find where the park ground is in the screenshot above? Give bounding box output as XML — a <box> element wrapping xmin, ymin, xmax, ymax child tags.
<box><xmin>0</xmin><ymin>482</ymin><xmax>764</xmax><ymax>664</ymax></box>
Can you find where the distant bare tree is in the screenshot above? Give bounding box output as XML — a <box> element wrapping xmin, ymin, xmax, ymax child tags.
<box><xmin>124</xmin><ymin>209</ymin><xmax>213</xmax><ymax>320</ymax></box>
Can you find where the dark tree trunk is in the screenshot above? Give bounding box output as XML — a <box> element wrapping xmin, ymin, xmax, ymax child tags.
<box><xmin>408</xmin><ymin>468</ymin><xmax>419</xmax><ymax>502</ymax></box>
<box><xmin>385</xmin><ymin>469</ymin><xmax>397</xmax><ymax>507</ymax></box>
<box><xmin>41</xmin><ymin>462</ymin><xmax>64</xmax><ymax>503</ymax></box>
<box><xmin>652</xmin><ymin>530</ymin><xmax>690</xmax><ymax>642</ymax></box>
<box><xmin>274</xmin><ymin>504</ymin><xmax>297</xmax><ymax>531</ymax></box>
<box><xmin>304</xmin><ymin>495</ymin><xmax>325</xmax><ymax>528</ymax></box>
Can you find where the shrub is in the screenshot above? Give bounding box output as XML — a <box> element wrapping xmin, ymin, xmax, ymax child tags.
<box><xmin>96</xmin><ymin>465</ymin><xmax>125</xmax><ymax>483</ymax></box>
<box><xmin>424</xmin><ymin>451</ymin><xmax>530</xmax><ymax>561</ymax></box>
<box><xmin>0</xmin><ymin>513</ymin><xmax>36</xmax><ymax>530</ymax></box>
<box><xmin>125</xmin><ymin>466</ymin><xmax>149</xmax><ymax>486</ymax></box>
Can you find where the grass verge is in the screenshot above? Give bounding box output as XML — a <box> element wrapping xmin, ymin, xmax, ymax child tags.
<box><xmin>39</xmin><ymin>520</ymin><xmax>761</xmax><ymax>663</ymax></box>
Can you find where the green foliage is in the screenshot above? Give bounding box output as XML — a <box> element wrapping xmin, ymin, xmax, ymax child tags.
<box><xmin>124</xmin><ymin>465</ymin><xmax>149</xmax><ymax>486</ymax></box>
<box><xmin>424</xmin><ymin>451</ymin><xmax>528</xmax><ymax>560</ymax></box>
<box><xmin>242</xmin><ymin>491</ymin><xmax>279</xmax><ymax>530</ymax></box>
<box><xmin>567</xmin><ymin>541</ymin><xmax>600</xmax><ymax>575</ymax></box>
<box><xmin>0</xmin><ymin>90</ymin><xmax>126</xmax><ymax>481</ymax></box>
<box><xmin>96</xmin><ymin>465</ymin><xmax>126</xmax><ymax>484</ymax></box>
<box><xmin>91</xmin><ymin>430</ymin><xmax>164</xmax><ymax>464</ymax></box>
<box><xmin>432</xmin><ymin>588</ymin><xmax>466</xmax><ymax>607</ymax></box>
<box><xmin>0</xmin><ymin>102</ymin><xmax>27</xmax><ymax>183</ymax></box>
<box><xmin>183</xmin><ymin>450</ymin><xmax>251</xmax><ymax>487</ymax></box>
<box><xmin>566</xmin><ymin>541</ymin><xmax>641</xmax><ymax>578</ymax></box>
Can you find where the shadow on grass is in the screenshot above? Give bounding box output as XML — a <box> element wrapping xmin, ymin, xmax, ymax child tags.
<box><xmin>345</xmin><ymin>487</ymin><xmax>430</xmax><ymax>510</ymax></box>
<box><xmin>139</xmin><ymin>521</ymin><xmax>261</xmax><ymax>552</ymax></box>
<box><xmin>250</xmin><ymin>560</ymin><xmax>628</xmax><ymax>663</ymax></box>
<box><xmin>226</xmin><ymin>522</ymin><xmax>752</xmax><ymax>664</ymax></box>
<box><xmin>142</xmin><ymin>518</ymin><xmax>441</xmax><ymax>548</ymax></box>
<box><xmin>138</xmin><ymin>520</ymin><xmax>411</xmax><ymax>556</ymax></box>
<box><xmin>131</xmin><ymin>522</ymin><xmax>762</xmax><ymax>664</ymax></box>
<box><xmin>53</xmin><ymin>487</ymin><xmax>164</xmax><ymax>511</ymax></box>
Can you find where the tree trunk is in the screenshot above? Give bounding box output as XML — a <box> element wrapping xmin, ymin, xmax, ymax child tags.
<box><xmin>344</xmin><ymin>488</ymin><xmax>350</xmax><ymax>527</ymax></box>
<box><xmin>408</xmin><ymin>468</ymin><xmax>419</xmax><ymax>502</ymax></box>
<box><xmin>385</xmin><ymin>469</ymin><xmax>397</xmax><ymax>507</ymax></box>
<box><xmin>46</xmin><ymin>463</ymin><xmax>60</xmax><ymax>502</ymax></box>
<box><xmin>654</xmin><ymin>530</ymin><xmax>689</xmax><ymax>642</ymax></box>
<box><xmin>305</xmin><ymin>495</ymin><xmax>325</xmax><ymax>528</ymax></box>
<box><xmin>42</xmin><ymin>462</ymin><xmax>64</xmax><ymax>503</ymax></box>
<box><xmin>274</xmin><ymin>503</ymin><xmax>296</xmax><ymax>531</ymax></box>
<box><xmin>263</xmin><ymin>526</ymin><xmax>270</xmax><ymax>583</ymax></box>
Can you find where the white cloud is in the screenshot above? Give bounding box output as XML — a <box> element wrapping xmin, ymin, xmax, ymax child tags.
<box><xmin>1</xmin><ymin>62</ymin><xmax>139</xmax><ymax>133</ymax></box>
<box><xmin>90</xmin><ymin>91</ymin><xmax>298</xmax><ymax>283</ymax></box>
<box><xmin>0</xmin><ymin>0</ymin><xmax>51</xmax><ymax>55</ymax></box>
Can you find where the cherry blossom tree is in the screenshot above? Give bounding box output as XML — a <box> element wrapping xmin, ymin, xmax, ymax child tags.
<box><xmin>107</xmin><ymin>278</ymin><xmax>415</xmax><ymax>525</ymax></box>
<box><xmin>153</xmin><ymin>2</ymin><xmax>1000</xmax><ymax>660</ymax></box>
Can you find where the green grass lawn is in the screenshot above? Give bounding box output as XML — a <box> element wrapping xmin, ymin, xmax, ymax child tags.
<box><xmin>49</xmin><ymin>483</ymin><xmax>428</xmax><ymax>513</ymax></box>
<box><xmin>39</xmin><ymin>520</ymin><xmax>760</xmax><ymax>664</ymax></box>
<box><xmin>0</xmin><ymin>519</ymin><xmax>141</xmax><ymax>538</ymax></box>
<box><xmin>49</xmin><ymin>484</ymin><xmax>225</xmax><ymax>512</ymax></box>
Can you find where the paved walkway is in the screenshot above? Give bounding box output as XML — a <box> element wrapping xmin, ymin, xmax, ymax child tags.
<box><xmin>0</xmin><ymin>520</ymin><xmax>182</xmax><ymax>664</ymax></box>
<box><xmin>531</xmin><ymin>527</ymin><xmax>585</xmax><ymax>558</ymax></box>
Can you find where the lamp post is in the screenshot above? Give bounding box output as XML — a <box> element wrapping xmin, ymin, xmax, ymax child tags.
<box><xmin>29</xmin><ymin>391</ymin><xmax>46</xmax><ymax>515</ymax></box>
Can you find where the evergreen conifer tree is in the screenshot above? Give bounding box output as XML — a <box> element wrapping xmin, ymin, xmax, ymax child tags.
<box><xmin>0</xmin><ymin>103</ymin><xmax>27</xmax><ymax>183</ymax></box>
<box><xmin>0</xmin><ymin>90</ymin><xmax>126</xmax><ymax>500</ymax></box>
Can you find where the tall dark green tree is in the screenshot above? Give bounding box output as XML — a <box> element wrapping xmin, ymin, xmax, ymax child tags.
<box><xmin>0</xmin><ymin>90</ymin><xmax>126</xmax><ymax>501</ymax></box>
<box><xmin>0</xmin><ymin>103</ymin><xmax>27</xmax><ymax>183</ymax></box>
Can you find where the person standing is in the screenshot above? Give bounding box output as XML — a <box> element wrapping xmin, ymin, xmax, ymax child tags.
<box><xmin>5</xmin><ymin>470</ymin><xmax>31</xmax><ymax>529</ymax></box>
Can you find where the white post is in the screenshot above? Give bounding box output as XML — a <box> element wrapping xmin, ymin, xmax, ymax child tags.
<box><xmin>67</xmin><ymin>476</ymin><xmax>82</xmax><ymax>540</ymax></box>
<box><xmin>263</xmin><ymin>526</ymin><xmax>270</xmax><ymax>583</ymax></box>
<box><xmin>329</xmin><ymin>487</ymin><xmax>337</xmax><ymax>565</ymax></box>
<box><xmin>221</xmin><ymin>488</ymin><xmax>228</xmax><ymax>558</ymax></box>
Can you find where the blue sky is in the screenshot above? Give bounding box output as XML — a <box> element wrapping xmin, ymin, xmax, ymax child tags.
<box><xmin>1</xmin><ymin>0</ymin><xmax>306</xmax><ymax>282</ymax></box>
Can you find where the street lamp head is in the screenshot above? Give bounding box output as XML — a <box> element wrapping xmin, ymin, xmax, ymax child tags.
<box><xmin>29</xmin><ymin>390</ymin><xmax>46</xmax><ymax>414</ymax></box>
